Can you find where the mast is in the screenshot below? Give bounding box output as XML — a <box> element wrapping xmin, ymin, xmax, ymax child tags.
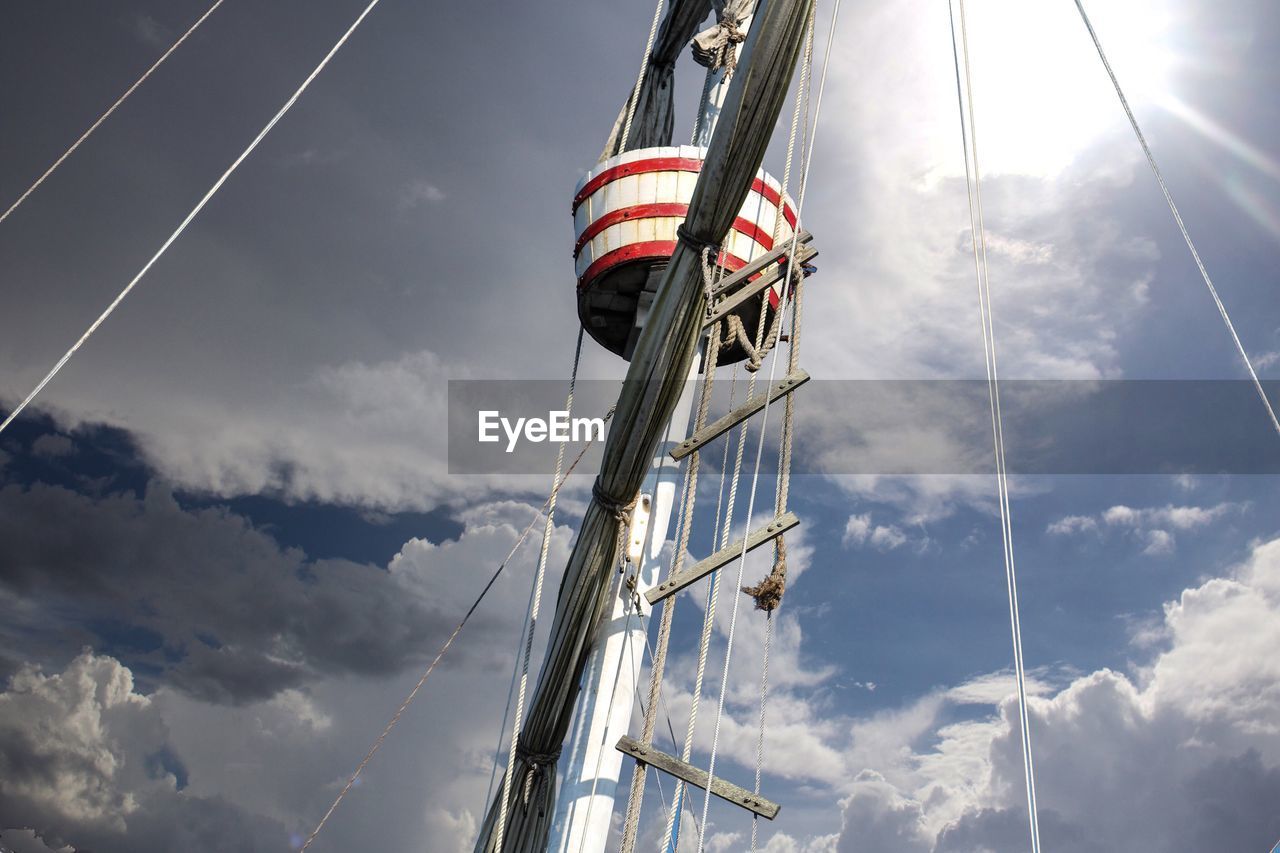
<box><xmin>548</xmin><ymin>7</ymin><xmax>757</xmax><ymax>848</ymax></box>
<box><xmin>547</xmin><ymin>356</ymin><xmax>700</xmax><ymax>853</ymax></box>
<box><xmin>473</xmin><ymin>1</ymin><xmax>814</xmax><ymax>848</ymax></box>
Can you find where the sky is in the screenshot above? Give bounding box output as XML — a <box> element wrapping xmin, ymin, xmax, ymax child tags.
<box><xmin>2</xmin><ymin>0</ymin><xmax>1280</xmax><ymax>851</ymax></box>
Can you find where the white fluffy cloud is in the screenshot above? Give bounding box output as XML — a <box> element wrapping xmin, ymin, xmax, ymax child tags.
<box><xmin>0</xmin><ymin>499</ymin><xmax>575</xmax><ymax>852</ymax></box>
<box><xmin>1047</xmin><ymin>501</ymin><xmax>1245</xmax><ymax>555</ymax></box>
<box><xmin>823</xmin><ymin>535</ymin><xmax>1280</xmax><ymax>851</ymax></box>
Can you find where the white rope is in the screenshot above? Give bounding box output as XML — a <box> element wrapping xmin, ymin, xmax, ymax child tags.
<box><xmin>694</xmin><ymin>0</ymin><xmax>841</xmax><ymax>847</ymax></box>
<box><xmin>748</xmin><ymin>613</ymin><xmax>774</xmax><ymax>852</ymax></box>
<box><xmin>0</xmin><ymin>0</ymin><xmax>225</xmax><ymax>228</ymax></box>
<box><xmin>496</xmin><ymin>329</ymin><xmax>584</xmax><ymax>848</ymax></box>
<box><xmin>1070</xmin><ymin>0</ymin><xmax>1280</xmax><ymax>439</ymax></box>
<box><xmin>0</xmin><ymin>0</ymin><xmax>385</xmax><ymax>437</ymax></box>
<box><xmin>485</xmin><ymin>571</ymin><xmax>537</xmax><ymax>808</ymax></box>
<box><xmin>950</xmin><ymin>3</ymin><xmax>1042</xmax><ymax>851</ymax></box>
<box><xmin>622</xmin><ymin>0</ymin><xmax>668</xmax><ymax>150</ymax></box>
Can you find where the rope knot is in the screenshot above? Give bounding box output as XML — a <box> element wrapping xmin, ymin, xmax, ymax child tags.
<box><xmin>592</xmin><ymin>478</ymin><xmax>634</xmax><ymax>523</ymax></box>
<box><xmin>692</xmin><ymin>15</ymin><xmax>747</xmax><ymax>72</ymax></box>
<box><xmin>677</xmin><ymin>224</ymin><xmax>720</xmax><ymax>259</ymax></box>
<box><xmin>515</xmin><ymin>734</ymin><xmax>561</xmax><ymax>769</ymax></box>
<box><xmin>742</xmin><ymin>538</ymin><xmax>788</xmax><ymax>612</ymax></box>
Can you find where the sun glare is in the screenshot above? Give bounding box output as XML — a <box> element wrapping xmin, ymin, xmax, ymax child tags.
<box><xmin>960</xmin><ymin>0</ymin><xmax>1176</xmax><ymax>177</ymax></box>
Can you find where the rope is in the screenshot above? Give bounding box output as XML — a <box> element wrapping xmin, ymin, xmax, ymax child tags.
<box><xmin>950</xmin><ymin>3</ymin><xmax>1041</xmax><ymax>851</ymax></box>
<box><xmin>0</xmin><ymin>0</ymin><xmax>225</xmax><ymax>228</ymax></box>
<box><xmin>744</xmin><ymin>5</ymin><xmax>816</xmax><ymax>615</ymax></box>
<box><xmin>297</xmin><ymin>406</ymin><xmax>609</xmax><ymax>852</ymax></box>
<box><xmin>0</xmin><ymin>0</ymin><xmax>387</xmax><ymax>438</ymax></box>
<box><xmin>694</xmin><ymin>0</ymin><xmax>840</xmax><ymax>845</ymax></box>
<box><xmin>1070</xmin><ymin>0</ymin><xmax>1280</xmax><ymax>439</ymax></box>
<box><xmin>618</xmin><ymin>311</ymin><xmax>723</xmax><ymax>853</ymax></box>
<box><xmin>495</xmin><ymin>329</ymin><xmax>585</xmax><ymax>848</ymax></box>
<box><xmin>621</xmin><ymin>0</ymin><xmax>668</xmax><ymax>152</ymax></box>
<box><xmin>748</xmin><ymin>613</ymin><xmax>774</xmax><ymax>852</ymax></box>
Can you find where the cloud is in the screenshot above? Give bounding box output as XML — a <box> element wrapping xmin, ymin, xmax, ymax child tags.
<box><xmin>842</xmin><ymin>513</ymin><xmax>908</xmax><ymax>551</ymax></box>
<box><xmin>0</xmin><ymin>480</ymin><xmax>570</xmax><ymax>704</ymax></box>
<box><xmin>0</xmin><ymin>652</ymin><xmax>287</xmax><ymax>853</ymax></box>
<box><xmin>131</xmin><ymin>15</ymin><xmax>170</xmax><ymax>49</ymax></box>
<box><xmin>824</xmin><ymin>534</ymin><xmax>1280</xmax><ymax>851</ymax></box>
<box><xmin>29</xmin><ymin>435</ymin><xmax>73</xmax><ymax>459</ymax></box>
<box><xmin>1046</xmin><ymin>501</ymin><xmax>1244</xmax><ymax>555</ymax></box>
<box><xmin>1045</xmin><ymin>514</ymin><xmax>1096</xmax><ymax>536</ymax></box>
<box><xmin>398</xmin><ymin>179</ymin><xmax>447</xmax><ymax>210</ymax></box>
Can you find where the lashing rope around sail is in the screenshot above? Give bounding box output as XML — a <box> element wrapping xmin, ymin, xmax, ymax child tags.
<box><xmin>949</xmin><ymin>2</ymin><xmax>1042</xmax><ymax>851</ymax></box>
<box><xmin>0</xmin><ymin>0</ymin><xmax>225</xmax><ymax>227</ymax></box>
<box><xmin>0</xmin><ymin>0</ymin><xmax>390</xmax><ymax>437</ymax></box>
<box><xmin>694</xmin><ymin>0</ymin><xmax>838</xmax><ymax>847</ymax></box>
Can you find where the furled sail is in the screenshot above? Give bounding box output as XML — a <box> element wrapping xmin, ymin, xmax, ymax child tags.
<box><xmin>597</xmin><ymin>0</ymin><xmax>714</xmax><ymax>161</ymax></box>
<box><xmin>472</xmin><ymin>0</ymin><xmax>815</xmax><ymax>849</ymax></box>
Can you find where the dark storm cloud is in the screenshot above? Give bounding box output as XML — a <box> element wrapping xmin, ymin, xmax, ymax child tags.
<box><xmin>0</xmin><ymin>479</ymin><xmax>499</xmax><ymax>703</ymax></box>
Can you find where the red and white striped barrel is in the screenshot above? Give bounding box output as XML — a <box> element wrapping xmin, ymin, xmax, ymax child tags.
<box><xmin>572</xmin><ymin>145</ymin><xmax>797</xmax><ymax>359</ymax></box>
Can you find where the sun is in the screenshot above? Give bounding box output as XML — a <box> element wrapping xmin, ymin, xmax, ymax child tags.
<box><xmin>959</xmin><ymin>0</ymin><xmax>1177</xmax><ymax>177</ymax></box>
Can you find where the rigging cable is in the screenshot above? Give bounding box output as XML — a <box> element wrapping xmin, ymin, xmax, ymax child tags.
<box><xmin>617</xmin><ymin>313</ymin><xmax>723</xmax><ymax>853</ymax></box>
<box><xmin>694</xmin><ymin>0</ymin><xmax>841</xmax><ymax>848</ymax></box>
<box><xmin>299</xmin><ymin>405</ymin><xmax>611</xmax><ymax>852</ymax></box>
<box><xmin>0</xmin><ymin>0</ymin><xmax>387</xmax><ymax>437</ymax></box>
<box><xmin>496</xmin><ymin>329</ymin><xmax>585</xmax><ymax>848</ymax></box>
<box><xmin>950</xmin><ymin>2</ymin><xmax>1042</xmax><ymax>850</ymax></box>
<box><xmin>0</xmin><ymin>0</ymin><xmax>225</xmax><ymax>227</ymax></box>
<box><xmin>622</xmin><ymin>0</ymin><xmax>668</xmax><ymax>150</ymax></box>
<box><xmin>1069</xmin><ymin>0</ymin><xmax>1280</xmax><ymax>438</ymax></box>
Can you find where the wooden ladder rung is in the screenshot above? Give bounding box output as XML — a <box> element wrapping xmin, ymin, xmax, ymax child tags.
<box><xmin>616</xmin><ymin>735</ymin><xmax>781</xmax><ymax>820</ymax></box>
<box><xmin>705</xmin><ymin>243</ymin><xmax>819</xmax><ymax>329</ymax></box>
<box><xmin>646</xmin><ymin>511</ymin><xmax>800</xmax><ymax>605</ymax></box>
<box><xmin>708</xmin><ymin>231</ymin><xmax>812</xmax><ymax>299</ymax></box>
<box><xmin>671</xmin><ymin>370</ymin><xmax>809</xmax><ymax>462</ymax></box>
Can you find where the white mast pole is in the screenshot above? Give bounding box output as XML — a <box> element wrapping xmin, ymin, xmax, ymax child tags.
<box><xmin>549</xmin><ymin>11</ymin><xmax>758</xmax><ymax>847</ymax></box>
<box><xmin>547</xmin><ymin>350</ymin><xmax>701</xmax><ymax>853</ymax></box>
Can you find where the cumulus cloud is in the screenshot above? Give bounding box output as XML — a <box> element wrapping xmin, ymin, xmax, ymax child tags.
<box><xmin>0</xmin><ymin>496</ymin><xmax>576</xmax><ymax>852</ymax></box>
<box><xmin>1046</xmin><ymin>501</ymin><xmax>1244</xmax><ymax>555</ymax></box>
<box><xmin>0</xmin><ymin>481</ymin><xmax>570</xmax><ymax>704</ymax></box>
<box><xmin>823</xmin><ymin>535</ymin><xmax>1280</xmax><ymax>851</ymax></box>
<box><xmin>843</xmin><ymin>513</ymin><xmax>909</xmax><ymax>551</ymax></box>
<box><xmin>0</xmin><ymin>652</ymin><xmax>286</xmax><ymax>853</ymax></box>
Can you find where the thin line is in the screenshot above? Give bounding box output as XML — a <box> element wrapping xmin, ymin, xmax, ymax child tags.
<box><xmin>952</xmin><ymin>2</ymin><xmax>1042</xmax><ymax>850</ymax></box>
<box><xmin>0</xmin><ymin>0</ymin><xmax>384</xmax><ymax>437</ymax></box>
<box><xmin>299</xmin><ymin>423</ymin><xmax>606</xmax><ymax>851</ymax></box>
<box><xmin>695</xmin><ymin>0</ymin><xmax>841</xmax><ymax>845</ymax></box>
<box><xmin>1071</xmin><ymin>0</ymin><xmax>1280</xmax><ymax>438</ymax></box>
<box><xmin>0</xmin><ymin>0</ymin><xmax>226</xmax><ymax>227</ymax></box>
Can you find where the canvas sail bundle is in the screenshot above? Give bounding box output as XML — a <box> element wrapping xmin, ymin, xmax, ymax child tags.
<box><xmin>473</xmin><ymin>0</ymin><xmax>815</xmax><ymax>849</ymax></box>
